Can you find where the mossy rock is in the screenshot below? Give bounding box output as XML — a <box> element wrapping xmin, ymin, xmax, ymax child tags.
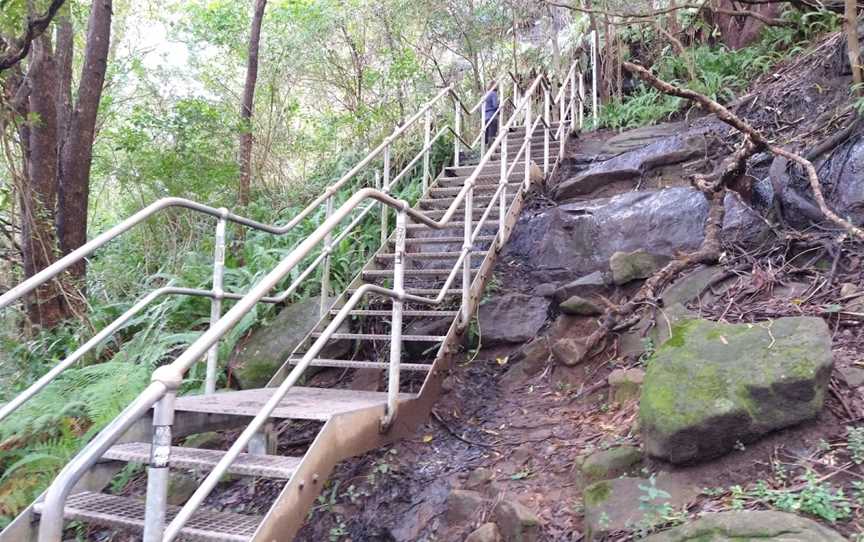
<box><xmin>640</xmin><ymin>317</ymin><xmax>833</xmax><ymax>464</ymax></box>
<box><xmin>610</xmin><ymin>250</ymin><xmax>671</xmax><ymax>285</ymax></box>
<box><xmin>230</xmin><ymin>296</ymin><xmax>350</xmax><ymax>389</ymax></box>
<box><xmin>644</xmin><ymin>510</ymin><xmax>846</xmax><ymax>541</ymax></box>
<box><xmin>581</xmin><ymin>445</ymin><xmax>642</xmax><ymax>483</ymax></box>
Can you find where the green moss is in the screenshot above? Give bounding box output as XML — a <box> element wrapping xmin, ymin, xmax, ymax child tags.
<box><xmin>584</xmin><ymin>481</ymin><xmax>612</xmax><ymax>507</ymax></box>
<box><xmin>663</xmin><ymin>319</ymin><xmax>697</xmax><ymax>348</ymax></box>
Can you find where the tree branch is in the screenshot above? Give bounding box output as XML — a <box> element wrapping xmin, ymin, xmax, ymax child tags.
<box><xmin>0</xmin><ymin>0</ymin><xmax>67</xmax><ymax>71</ymax></box>
<box><xmin>544</xmin><ymin>0</ymin><xmax>794</xmax><ymax>27</ymax></box>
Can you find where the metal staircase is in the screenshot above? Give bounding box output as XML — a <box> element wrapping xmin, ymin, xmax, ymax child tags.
<box><xmin>0</xmin><ymin>61</ymin><xmax>586</xmax><ymax>542</ymax></box>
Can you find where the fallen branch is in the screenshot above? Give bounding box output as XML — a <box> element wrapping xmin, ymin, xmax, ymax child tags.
<box><xmin>624</xmin><ymin>61</ymin><xmax>864</xmax><ymax>240</ymax></box>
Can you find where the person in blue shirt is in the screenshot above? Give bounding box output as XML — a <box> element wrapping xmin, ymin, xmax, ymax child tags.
<box><xmin>484</xmin><ymin>82</ymin><xmax>499</xmax><ymax>145</ymax></box>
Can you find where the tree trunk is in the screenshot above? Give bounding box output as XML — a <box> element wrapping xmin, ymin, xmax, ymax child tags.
<box><xmin>57</xmin><ymin>0</ymin><xmax>111</xmax><ymax>284</ymax></box>
<box><xmin>20</xmin><ymin>36</ymin><xmax>65</xmax><ymax>328</ymax></box>
<box><xmin>710</xmin><ymin>0</ymin><xmax>782</xmax><ymax>49</ymax></box>
<box><xmin>846</xmin><ymin>0</ymin><xmax>863</xmax><ymax>88</ymax></box>
<box><xmin>239</xmin><ymin>0</ymin><xmax>267</xmax><ymax>208</ymax></box>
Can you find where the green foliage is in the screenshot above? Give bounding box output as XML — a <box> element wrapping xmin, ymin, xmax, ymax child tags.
<box><xmin>729</xmin><ymin>472</ymin><xmax>853</xmax><ymax>523</ymax></box>
<box><xmin>600</xmin><ymin>9</ymin><xmax>841</xmax><ymax>131</ymax></box>
<box><xmin>847</xmin><ymin>425</ymin><xmax>864</xmax><ymax>464</ymax></box>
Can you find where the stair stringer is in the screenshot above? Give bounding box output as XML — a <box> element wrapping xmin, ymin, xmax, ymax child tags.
<box><xmin>249</xmin><ymin>170</ymin><xmax>531</xmax><ymax>541</ymax></box>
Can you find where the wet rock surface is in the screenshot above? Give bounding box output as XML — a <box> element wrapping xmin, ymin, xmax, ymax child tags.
<box><xmin>504</xmin><ymin>187</ymin><xmax>767</xmax><ymax>285</ymax></box>
<box><xmin>644</xmin><ymin>510</ymin><xmax>847</xmax><ymax>541</ymax></box>
<box><xmin>553</xmin><ymin>133</ymin><xmax>706</xmax><ymax>201</ymax></box>
<box><xmin>478</xmin><ymin>293</ymin><xmax>550</xmax><ymax>345</ymax></box>
<box><xmin>640</xmin><ymin>317</ymin><xmax>834</xmax><ymax>463</ymax></box>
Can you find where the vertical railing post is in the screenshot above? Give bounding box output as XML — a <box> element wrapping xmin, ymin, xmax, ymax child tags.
<box><xmin>376</xmin><ymin>170</ymin><xmax>387</xmax><ymax>247</ymax></box>
<box><xmin>524</xmin><ymin>95</ymin><xmax>533</xmax><ymax>191</ymax></box>
<box><xmin>480</xmin><ymin>106</ymin><xmax>487</xmax><ymax>157</ymax></box>
<box><xmin>579</xmin><ymin>71</ymin><xmax>585</xmax><ymax>131</ymax></box>
<box><xmin>513</xmin><ymin>82</ymin><xmax>520</xmax><ymax>126</ymax></box>
<box><xmin>498</xmin><ymin>133</ymin><xmax>508</xmax><ymax>249</ymax></box>
<box><xmin>559</xmin><ymin>80</ymin><xmax>566</xmax><ymax>129</ymax></box>
<box><xmin>543</xmin><ymin>87</ymin><xmax>551</xmax><ymax>177</ymax></box>
<box><xmin>142</xmin><ymin>392</ymin><xmax>176</xmax><ymax>542</ymax></box>
<box><xmin>461</xmin><ymin>183</ymin><xmax>473</xmax><ymax>325</ymax></box>
<box><xmin>204</xmin><ymin>214</ymin><xmax>226</xmax><ymax>395</ymax></box>
<box><xmin>454</xmin><ymin>104</ymin><xmax>462</xmax><ymax>167</ymax></box>
<box><xmin>423</xmin><ymin>109</ymin><xmax>432</xmax><ymax>193</ymax></box>
<box><xmin>319</xmin><ymin>195</ymin><xmax>334</xmax><ymax>317</ymax></box>
<box><xmin>382</xmin><ymin>206</ymin><xmax>406</xmax><ymax>431</ymax></box>
<box><xmin>570</xmin><ymin>66</ymin><xmax>578</xmax><ymax>134</ymax></box>
<box><xmin>592</xmin><ymin>31</ymin><xmax>599</xmax><ymax>129</ymax></box>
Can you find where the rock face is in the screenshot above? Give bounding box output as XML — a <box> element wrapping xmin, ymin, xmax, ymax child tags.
<box><xmin>504</xmin><ymin>188</ymin><xmax>767</xmax><ymax>284</ymax></box>
<box><xmin>492</xmin><ymin>499</ymin><xmax>541</xmax><ymax>542</ymax></box>
<box><xmin>559</xmin><ymin>295</ymin><xmax>602</xmax><ymax>316</ymax></box>
<box><xmin>583</xmin><ymin>475</ymin><xmax>696</xmax><ymax>539</ymax></box>
<box><xmin>554</xmin><ymin>134</ymin><xmax>706</xmax><ymax>200</ymax></box>
<box><xmin>479</xmin><ymin>294</ymin><xmax>550</xmax><ymax>345</ymax></box>
<box><xmin>465</xmin><ymin>523</ymin><xmax>502</xmax><ymax>542</ymax></box>
<box><xmin>609</xmin><ymin>250</ymin><xmax>670</xmax><ymax>285</ymax></box>
<box><xmin>640</xmin><ymin>317</ymin><xmax>833</xmax><ymax>464</ymax></box>
<box><xmin>581</xmin><ymin>446</ymin><xmax>642</xmax><ymax>483</ymax></box>
<box><xmin>230</xmin><ymin>297</ymin><xmax>349</xmax><ymax>389</ymax></box>
<box><xmin>644</xmin><ymin>510</ymin><xmax>846</xmax><ymax>541</ymax></box>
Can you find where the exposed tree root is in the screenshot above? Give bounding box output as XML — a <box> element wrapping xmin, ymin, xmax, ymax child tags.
<box><xmin>624</xmin><ymin>61</ymin><xmax>864</xmax><ymax>240</ymax></box>
<box><xmin>571</xmin><ymin>61</ymin><xmax>864</xmax><ymax>364</ymax></box>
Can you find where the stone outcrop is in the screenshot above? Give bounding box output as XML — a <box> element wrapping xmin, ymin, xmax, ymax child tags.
<box><xmin>230</xmin><ymin>296</ymin><xmax>349</xmax><ymax>389</ymax></box>
<box><xmin>478</xmin><ymin>294</ymin><xmax>550</xmax><ymax>345</ymax></box>
<box><xmin>504</xmin><ymin>188</ymin><xmax>767</xmax><ymax>285</ymax></box>
<box><xmin>554</xmin><ymin>134</ymin><xmax>706</xmax><ymax>200</ymax></box>
<box><xmin>644</xmin><ymin>510</ymin><xmax>846</xmax><ymax>541</ymax></box>
<box><xmin>580</xmin><ymin>446</ymin><xmax>642</xmax><ymax>483</ymax></box>
<box><xmin>609</xmin><ymin>250</ymin><xmax>670</xmax><ymax>285</ymax></box>
<box><xmin>640</xmin><ymin>317</ymin><xmax>833</xmax><ymax>463</ymax></box>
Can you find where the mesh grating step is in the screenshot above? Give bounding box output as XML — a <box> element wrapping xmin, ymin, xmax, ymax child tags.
<box><xmin>103</xmin><ymin>443</ymin><xmax>301</xmax><ymax>479</ymax></box>
<box><xmin>419</xmin><ymin>195</ymin><xmax>516</xmax><ymax>209</ymax></box>
<box><xmin>434</xmin><ymin>176</ymin><xmax>523</xmax><ymax>188</ymax></box>
<box><xmin>406</xmin><ymin>221</ymin><xmax>497</xmax><ymax>231</ymax></box>
<box><xmin>395</xmin><ymin>235</ymin><xmax>496</xmax><ymax>244</ymax></box>
<box><xmin>333</xmin><ymin>309</ymin><xmax>459</xmax><ymax>317</ymax></box>
<box><xmin>347</xmin><ymin>287</ymin><xmax>461</xmax><ymax>296</ymax></box>
<box><xmin>311</xmin><ymin>332</ymin><xmax>446</xmax><ymax>342</ymax></box>
<box><xmin>362</xmin><ymin>268</ymin><xmax>479</xmax><ymax>278</ymax></box>
<box><xmin>375</xmin><ymin>251</ymin><xmax>486</xmax><ymax>260</ymax></box>
<box><xmin>287</xmin><ymin>358</ymin><xmax>432</xmax><ymax>371</ymax></box>
<box><xmin>45</xmin><ymin>491</ymin><xmax>260</xmax><ymax>542</ymax></box>
<box><xmin>420</xmin><ymin>208</ymin><xmax>502</xmax><ymax>220</ymax></box>
<box><xmin>429</xmin><ymin>182</ymin><xmax>523</xmax><ymax>196</ymax></box>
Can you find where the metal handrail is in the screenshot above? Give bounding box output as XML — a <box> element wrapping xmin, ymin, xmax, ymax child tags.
<box><xmin>164</xmin><ymin>72</ymin><xmax>553</xmax><ymax>541</ymax></box>
<box><xmin>27</xmin><ymin>56</ymin><xmax>591</xmax><ymax>541</ymax></box>
<box><xmin>0</xmin><ymin>83</ymin><xmax>479</xmax><ymax>424</ymax></box>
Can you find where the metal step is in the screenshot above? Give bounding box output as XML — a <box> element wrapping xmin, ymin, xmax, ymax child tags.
<box><xmin>445</xmin><ymin>161</ymin><xmax>528</xmax><ymax>177</ymax></box>
<box><xmin>406</xmin><ymin>221</ymin><xmax>497</xmax><ymax>231</ymax></box>
<box><xmin>173</xmin><ymin>386</ymin><xmax>410</xmax><ymax>421</ymax></box>
<box><xmin>347</xmin><ymin>287</ymin><xmax>461</xmax><ymax>296</ymax></box>
<box><xmin>419</xmin><ymin>208</ymin><xmax>502</xmax><ymax>220</ymax></box>
<box><xmin>395</xmin><ymin>235</ymin><xmax>496</xmax><ymax>245</ymax></box>
<box><xmin>311</xmin><ymin>332</ymin><xmax>446</xmax><ymax>342</ymax></box>
<box><xmin>419</xmin><ymin>194</ymin><xmax>516</xmax><ymax>209</ymax></box>
<box><xmin>434</xmin><ymin>174</ymin><xmax>523</xmax><ymax>188</ymax></box>
<box><xmin>375</xmin><ymin>251</ymin><xmax>486</xmax><ymax>261</ymax></box>
<box><xmin>38</xmin><ymin>491</ymin><xmax>259</xmax><ymax>542</ymax></box>
<box><xmin>103</xmin><ymin>443</ymin><xmax>302</xmax><ymax>479</ymax></box>
<box><xmin>333</xmin><ymin>309</ymin><xmax>459</xmax><ymax>317</ymax></box>
<box><xmin>362</xmin><ymin>268</ymin><xmax>479</xmax><ymax>279</ymax></box>
<box><xmin>429</xmin><ymin>182</ymin><xmax>523</xmax><ymax>196</ymax></box>
<box><xmin>286</xmin><ymin>358</ymin><xmax>432</xmax><ymax>371</ymax></box>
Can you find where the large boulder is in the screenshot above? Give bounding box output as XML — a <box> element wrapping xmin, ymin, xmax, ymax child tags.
<box><xmin>230</xmin><ymin>297</ymin><xmax>350</xmax><ymax>389</ymax></box>
<box><xmin>640</xmin><ymin>317</ymin><xmax>833</xmax><ymax>464</ymax></box>
<box><xmin>504</xmin><ymin>188</ymin><xmax>767</xmax><ymax>284</ymax></box>
<box><xmin>554</xmin><ymin>134</ymin><xmax>706</xmax><ymax>200</ymax></box>
<box><xmin>478</xmin><ymin>294</ymin><xmax>550</xmax><ymax>346</ymax></box>
<box><xmin>600</xmin><ymin>122</ymin><xmax>695</xmax><ymax>155</ymax></box>
<box><xmin>644</xmin><ymin>510</ymin><xmax>846</xmax><ymax>541</ymax></box>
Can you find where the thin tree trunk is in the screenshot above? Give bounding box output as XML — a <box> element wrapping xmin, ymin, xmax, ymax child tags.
<box><xmin>846</xmin><ymin>0</ymin><xmax>863</xmax><ymax>89</ymax></box>
<box><xmin>21</xmin><ymin>36</ymin><xmax>64</xmax><ymax>328</ymax></box>
<box><xmin>238</xmin><ymin>0</ymin><xmax>267</xmax><ymax>208</ymax></box>
<box><xmin>57</xmin><ymin>0</ymin><xmax>111</xmax><ymax>283</ymax></box>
